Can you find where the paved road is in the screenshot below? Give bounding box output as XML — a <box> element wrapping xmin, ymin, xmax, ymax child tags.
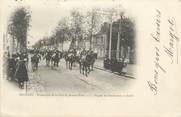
<box><xmin>27</xmin><ymin>59</ymin><xmax>135</xmax><ymax>94</ymax></box>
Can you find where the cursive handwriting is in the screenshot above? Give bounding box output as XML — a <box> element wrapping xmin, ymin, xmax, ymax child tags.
<box><xmin>154</xmin><ymin>47</ymin><xmax>166</xmax><ymax>73</ymax></box>
<box><xmin>150</xmin><ymin>9</ymin><xmax>161</xmax><ymax>42</ymax></box>
<box><xmin>164</xmin><ymin>17</ymin><xmax>179</xmax><ymax>64</ymax></box>
<box><xmin>148</xmin><ymin>9</ymin><xmax>166</xmax><ymax>95</ymax></box>
<box><xmin>147</xmin><ymin>81</ymin><xmax>157</xmax><ymax>95</ymax></box>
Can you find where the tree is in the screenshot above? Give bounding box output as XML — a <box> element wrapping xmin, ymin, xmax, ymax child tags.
<box><xmin>56</xmin><ymin>17</ymin><xmax>70</xmax><ymax>41</ymax></box>
<box><xmin>85</xmin><ymin>8</ymin><xmax>101</xmax><ymax>49</ymax></box>
<box><xmin>8</xmin><ymin>7</ymin><xmax>31</xmax><ymax>52</ymax></box>
<box><xmin>119</xmin><ymin>16</ymin><xmax>135</xmax><ymax>49</ymax></box>
<box><xmin>110</xmin><ymin>14</ymin><xmax>135</xmax><ymax>62</ymax></box>
<box><xmin>70</xmin><ymin>9</ymin><xmax>84</xmax><ymax>49</ymax></box>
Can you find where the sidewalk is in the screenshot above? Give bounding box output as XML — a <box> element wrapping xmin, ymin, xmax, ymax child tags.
<box><xmin>94</xmin><ymin>59</ymin><xmax>136</xmax><ymax>79</ymax></box>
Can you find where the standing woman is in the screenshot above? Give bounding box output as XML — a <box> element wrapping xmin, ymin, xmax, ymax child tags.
<box><xmin>14</xmin><ymin>59</ymin><xmax>29</xmax><ymax>89</ymax></box>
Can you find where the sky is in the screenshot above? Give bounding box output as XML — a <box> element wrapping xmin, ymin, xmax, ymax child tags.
<box><xmin>2</xmin><ymin>0</ymin><xmax>180</xmax><ymax>47</ymax></box>
<box><xmin>2</xmin><ymin>0</ymin><xmax>126</xmax><ymax>46</ymax></box>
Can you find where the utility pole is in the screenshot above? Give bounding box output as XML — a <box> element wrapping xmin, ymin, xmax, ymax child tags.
<box><xmin>108</xmin><ymin>19</ymin><xmax>113</xmax><ymax>60</ymax></box>
<box><xmin>116</xmin><ymin>12</ymin><xmax>124</xmax><ymax>60</ymax></box>
<box><xmin>90</xmin><ymin>11</ymin><xmax>94</xmax><ymax>50</ymax></box>
<box><xmin>116</xmin><ymin>27</ymin><xmax>120</xmax><ymax>60</ymax></box>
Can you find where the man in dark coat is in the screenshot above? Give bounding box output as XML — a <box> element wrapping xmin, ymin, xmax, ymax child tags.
<box><xmin>14</xmin><ymin>60</ymin><xmax>29</xmax><ymax>89</ymax></box>
<box><xmin>7</xmin><ymin>55</ymin><xmax>16</xmax><ymax>81</ymax></box>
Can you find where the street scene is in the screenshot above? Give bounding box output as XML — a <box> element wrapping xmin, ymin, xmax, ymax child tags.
<box><xmin>3</xmin><ymin>1</ymin><xmax>136</xmax><ymax>94</ymax></box>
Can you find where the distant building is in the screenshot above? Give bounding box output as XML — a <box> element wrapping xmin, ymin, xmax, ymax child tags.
<box><xmin>92</xmin><ymin>22</ymin><xmax>109</xmax><ymax>59</ymax></box>
<box><xmin>93</xmin><ymin>18</ymin><xmax>136</xmax><ymax>64</ymax></box>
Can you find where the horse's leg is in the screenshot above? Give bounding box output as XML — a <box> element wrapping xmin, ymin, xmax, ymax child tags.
<box><xmin>70</xmin><ymin>62</ymin><xmax>72</xmax><ymax>70</ymax></box>
<box><xmin>69</xmin><ymin>61</ymin><xmax>71</xmax><ymax>70</ymax></box>
<box><xmin>55</xmin><ymin>61</ymin><xmax>57</xmax><ymax>67</ymax></box>
<box><xmin>55</xmin><ymin>60</ymin><xmax>57</xmax><ymax>67</ymax></box>
<box><xmin>57</xmin><ymin>60</ymin><xmax>59</xmax><ymax>67</ymax></box>
<box><xmin>70</xmin><ymin>62</ymin><xmax>73</xmax><ymax>70</ymax></box>
<box><xmin>21</xmin><ymin>81</ymin><xmax>24</xmax><ymax>89</ymax></box>
<box><xmin>34</xmin><ymin>63</ymin><xmax>36</xmax><ymax>71</ymax></box>
<box><xmin>82</xmin><ymin>65</ymin><xmax>84</xmax><ymax>75</ymax></box>
<box><xmin>88</xmin><ymin>65</ymin><xmax>91</xmax><ymax>73</ymax></box>
<box><xmin>52</xmin><ymin>60</ymin><xmax>54</xmax><ymax>69</ymax></box>
<box><xmin>91</xmin><ymin>63</ymin><xmax>94</xmax><ymax>71</ymax></box>
<box><xmin>65</xmin><ymin>60</ymin><xmax>67</xmax><ymax>68</ymax></box>
<box><xmin>66</xmin><ymin>61</ymin><xmax>68</xmax><ymax>69</ymax></box>
<box><xmin>87</xmin><ymin>65</ymin><xmax>90</xmax><ymax>74</ymax></box>
<box><xmin>71</xmin><ymin>61</ymin><xmax>73</xmax><ymax>70</ymax></box>
<box><xmin>84</xmin><ymin>65</ymin><xmax>87</xmax><ymax>76</ymax></box>
<box><xmin>50</xmin><ymin>60</ymin><xmax>53</xmax><ymax>69</ymax></box>
<box><xmin>54</xmin><ymin>60</ymin><xmax>56</xmax><ymax>67</ymax></box>
<box><xmin>73</xmin><ymin>61</ymin><xmax>76</xmax><ymax>67</ymax></box>
<box><xmin>47</xmin><ymin>60</ymin><xmax>49</xmax><ymax>66</ymax></box>
<box><xmin>18</xmin><ymin>80</ymin><xmax>24</xmax><ymax>89</ymax></box>
<box><xmin>85</xmin><ymin>66</ymin><xmax>88</xmax><ymax>77</ymax></box>
<box><xmin>36</xmin><ymin>62</ymin><xmax>38</xmax><ymax>70</ymax></box>
<box><xmin>79</xmin><ymin>63</ymin><xmax>81</xmax><ymax>73</ymax></box>
<box><xmin>50</xmin><ymin>60</ymin><xmax>52</xmax><ymax>67</ymax></box>
<box><xmin>18</xmin><ymin>80</ymin><xmax>21</xmax><ymax>88</ymax></box>
<box><xmin>68</xmin><ymin>61</ymin><xmax>70</xmax><ymax>70</ymax></box>
<box><xmin>67</xmin><ymin>61</ymin><xmax>69</xmax><ymax>69</ymax></box>
<box><xmin>31</xmin><ymin>62</ymin><xmax>33</xmax><ymax>71</ymax></box>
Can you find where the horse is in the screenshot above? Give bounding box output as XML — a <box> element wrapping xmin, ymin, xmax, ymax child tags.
<box><xmin>79</xmin><ymin>54</ymin><xmax>88</xmax><ymax>76</ymax></box>
<box><xmin>31</xmin><ymin>54</ymin><xmax>40</xmax><ymax>71</ymax></box>
<box><xmin>63</xmin><ymin>51</ymin><xmax>69</xmax><ymax>69</ymax></box>
<box><xmin>64</xmin><ymin>53</ymin><xmax>74</xmax><ymax>70</ymax></box>
<box><xmin>50</xmin><ymin>51</ymin><xmax>61</xmax><ymax>69</ymax></box>
<box><xmin>79</xmin><ymin>52</ymin><xmax>97</xmax><ymax>77</ymax></box>
<box><xmin>88</xmin><ymin>52</ymin><xmax>97</xmax><ymax>71</ymax></box>
<box><xmin>45</xmin><ymin>51</ymin><xmax>52</xmax><ymax>67</ymax></box>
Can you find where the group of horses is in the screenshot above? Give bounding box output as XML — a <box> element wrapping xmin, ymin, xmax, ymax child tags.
<box><xmin>30</xmin><ymin>49</ymin><xmax>97</xmax><ymax>77</ymax></box>
<box><xmin>30</xmin><ymin>50</ymin><xmax>62</xmax><ymax>71</ymax></box>
<box><xmin>44</xmin><ymin>50</ymin><xmax>62</xmax><ymax>68</ymax></box>
<box><xmin>64</xmin><ymin>50</ymin><xmax>97</xmax><ymax>76</ymax></box>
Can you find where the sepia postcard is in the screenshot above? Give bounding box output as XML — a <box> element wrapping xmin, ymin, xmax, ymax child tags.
<box><xmin>0</xmin><ymin>0</ymin><xmax>181</xmax><ymax>116</ymax></box>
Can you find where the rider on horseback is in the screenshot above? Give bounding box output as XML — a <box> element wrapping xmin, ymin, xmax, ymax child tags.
<box><xmin>31</xmin><ymin>53</ymin><xmax>40</xmax><ymax>71</ymax></box>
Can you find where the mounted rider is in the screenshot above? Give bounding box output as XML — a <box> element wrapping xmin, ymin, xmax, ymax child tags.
<box><xmin>31</xmin><ymin>52</ymin><xmax>40</xmax><ymax>71</ymax></box>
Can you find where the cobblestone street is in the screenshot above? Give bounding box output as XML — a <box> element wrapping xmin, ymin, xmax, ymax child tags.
<box><xmin>23</xmin><ymin>59</ymin><xmax>135</xmax><ymax>94</ymax></box>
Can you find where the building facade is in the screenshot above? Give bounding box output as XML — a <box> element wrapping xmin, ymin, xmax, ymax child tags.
<box><xmin>92</xmin><ymin>22</ymin><xmax>109</xmax><ymax>59</ymax></box>
<box><xmin>92</xmin><ymin>33</ymin><xmax>107</xmax><ymax>59</ymax></box>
